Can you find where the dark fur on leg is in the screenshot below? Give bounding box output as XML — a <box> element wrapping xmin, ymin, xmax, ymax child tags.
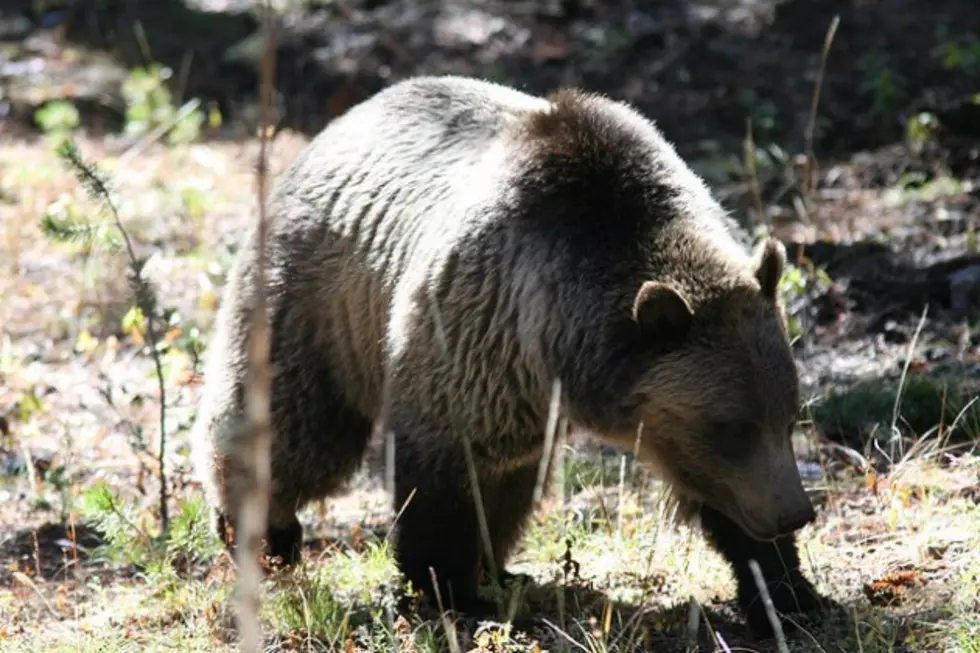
<box><xmin>265</xmin><ymin>517</ymin><xmax>303</xmax><ymax>566</ymax></box>
<box><xmin>700</xmin><ymin>504</ymin><xmax>826</xmax><ymax>638</ymax></box>
<box><xmin>215</xmin><ymin>511</ymin><xmax>302</xmax><ymax>568</ymax></box>
<box><xmin>480</xmin><ymin>463</ymin><xmax>541</xmax><ymax>585</ymax></box>
<box><xmin>392</xmin><ymin>436</ymin><xmax>493</xmax><ymax>615</ymax></box>
<box><xmin>480</xmin><ymin>464</ymin><xmax>538</xmax><ymax>587</ymax></box>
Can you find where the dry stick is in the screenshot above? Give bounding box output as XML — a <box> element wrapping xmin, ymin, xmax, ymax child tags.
<box><xmin>20</xmin><ymin>442</ymin><xmax>38</xmax><ymax>499</ymax></box>
<box><xmin>132</xmin><ymin>20</ymin><xmax>153</xmax><ymax>65</ymax></box>
<box><xmin>234</xmin><ymin>3</ymin><xmax>277</xmax><ymax>652</ymax></box>
<box><xmin>459</xmin><ymin>428</ymin><xmax>500</xmax><ymax>598</ymax></box>
<box><xmin>616</xmin><ymin>453</ymin><xmax>627</xmax><ymax>539</ymax></box>
<box><xmin>534</xmin><ymin>379</ymin><xmax>563</xmax><ymax>505</ymax></box>
<box><xmin>714</xmin><ymin>631</ymin><xmax>734</xmax><ymax>653</ymax></box>
<box><xmin>748</xmin><ymin>559</ymin><xmax>790</xmax><ymax>653</ymax></box>
<box><xmin>117</xmin><ymin>98</ymin><xmax>203</xmax><ymax>167</ymax></box>
<box><xmin>684</xmin><ymin>595</ymin><xmax>700</xmax><ymax>648</ymax></box>
<box><xmin>555</xmin><ymin>415</ymin><xmax>568</xmax><ymax>507</ymax></box>
<box><xmin>630</xmin><ymin>421</ymin><xmax>644</xmax><ymax>492</ymax></box>
<box><xmin>69</xmin><ymin>512</ymin><xmax>80</xmax><ymax>575</ymax></box>
<box><xmin>743</xmin><ymin>118</ymin><xmax>767</xmax><ymax>232</ymax></box>
<box><xmin>11</xmin><ymin>572</ymin><xmax>60</xmax><ymax>619</ymax></box>
<box><xmin>32</xmin><ymin>530</ymin><xmax>41</xmax><ymax>578</ymax></box>
<box><xmin>176</xmin><ymin>50</ymin><xmax>194</xmax><ymax>107</ymax></box>
<box><xmin>428</xmin><ymin>567</ymin><xmax>463</xmax><ymax>653</ymax></box>
<box><xmin>802</xmin><ymin>14</ymin><xmax>841</xmax><ymax>200</ymax></box>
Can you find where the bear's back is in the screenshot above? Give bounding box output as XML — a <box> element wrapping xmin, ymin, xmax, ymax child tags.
<box><xmin>259</xmin><ymin>77</ymin><xmax>550</xmax><ymax>417</ymax></box>
<box><xmin>265</xmin><ymin>76</ymin><xmax>551</xmax><ymax>289</ymax></box>
<box><xmin>254</xmin><ymin>75</ymin><xmax>754</xmax><ymax>426</ymax></box>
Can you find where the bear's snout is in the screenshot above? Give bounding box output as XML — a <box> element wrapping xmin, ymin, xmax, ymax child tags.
<box><xmin>777</xmin><ymin>503</ymin><xmax>816</xmax><ymax>535</ymax></box>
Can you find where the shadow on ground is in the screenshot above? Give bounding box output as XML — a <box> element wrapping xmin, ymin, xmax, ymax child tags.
<box><xmin>0</xmin><ymin>521</ymin><xmax>103</xmax><ymax>584</ymax></box>
<box><xmin>271</xmin><ymin>525</ymin><xmax>928</xmax><ymax>652</ymax></box>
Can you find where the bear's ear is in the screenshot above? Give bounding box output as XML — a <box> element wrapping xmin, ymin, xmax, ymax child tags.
<box><xmin>632</xmin><ymin>281</ymin><xmax>694</xmax><ymax>340</ymax></box>
<box><xmin>753</xmin><ymin>237</ymin><xmax>786</xmax><ymax>302</ymax></box>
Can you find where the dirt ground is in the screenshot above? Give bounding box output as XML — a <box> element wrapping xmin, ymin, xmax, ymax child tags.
<box><xmin>1</xmin><ymin>0</ymin><xmax>980</xmax><ymax>651</ymax></box>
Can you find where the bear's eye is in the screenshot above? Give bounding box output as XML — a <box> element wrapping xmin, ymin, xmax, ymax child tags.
<box><xmin>707</xmin><ymin>419</ymin><xmax>757</xmax><ymax>461</ymax></box>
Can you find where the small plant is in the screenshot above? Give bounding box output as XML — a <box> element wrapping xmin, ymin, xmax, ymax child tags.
<box><xmin>80</xmin><ymin>482</ymin><xmax>222</xmax><ymax>581</ymax></box>
<box><xmin>592</xmin><ymin>26</ymin><xmax>631</xmax><ymax>55</ymax></box>
<box><xmin>858</xmin><ymin>52</ymin><xmax>907</xmax><ymax>119</ymax></box>
<box><xmin>33</xmin><ymin>100</ymin><xmax>80</xmax><ymax>148</ymax></box>
<box><xmin>267</xmin><ymin>539</ymin><xmax>402</xmax><ymax>648</ymax></box>
<box><xmin>810</xmin><ymin>372</ymin><xmax>980</xmax><ymax>449</ymax></box>
<box><xmin>779</xmin><ymin>261</ymin><xmax>833</xmax><ymax>341</ymax></box>
<box><xmin>121</xmin><ymin>64</ymin><xmax>205</xmax><ymax>145</ymax></box>
<box><xmin>40</xmin><ymin>192</ymin><xmax>122</xmax><ymax>256</ymax></box>
<box><xmin>905</xmin><ymin>111</ymin><xmax>940</xmax><ymax>156</ymax></box>
<box><xmin>40</xmin><ymin>139</ymin><xmax>173</xmax><ymax>534</ymax></box>
<box><xmin>737</xmin><ymin>89</ymin><xmax>781</xmax><ymax>139</ymax></box>
<box><xmin>932</xmin><ymin>30</ymin><xmax>980</xmax><ymax>74</ymax></box>
<box><xmin>79</xmin><ymin>481</ymin><xmax>155</xmax><ymax>569</ymax></box>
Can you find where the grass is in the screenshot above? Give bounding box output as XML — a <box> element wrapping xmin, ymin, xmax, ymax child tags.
<box><xmin>6</xmin><ymin>447</ymin><xmax>978</xmax><ymax>652</ymax></box>
<box><xmin>1</xmin><ymin>130</ymin><xmax>979</xmax><ymax>652</ymax></box>
<box><xmin>810</xmin><ymin>371</ymin><xmax>980</xmax><ymax>449</ymax></box>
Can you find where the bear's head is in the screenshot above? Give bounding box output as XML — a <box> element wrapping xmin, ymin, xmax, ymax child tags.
<box><xmin>627</xmin><ymin>237</ymin><xmax>814</xmax><ymax>541</ymax></box>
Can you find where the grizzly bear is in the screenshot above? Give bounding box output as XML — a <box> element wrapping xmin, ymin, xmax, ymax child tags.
<box><xmin>190</xmin><ymin>74</ymin><xmax>828</xmax><ymax>637</ymax></box>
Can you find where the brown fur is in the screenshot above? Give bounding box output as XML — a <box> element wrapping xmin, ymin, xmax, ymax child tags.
<box><xmin>190</xmin><ymin>75</ymin><xmax>830</xmax><ymax>637</ymax></box>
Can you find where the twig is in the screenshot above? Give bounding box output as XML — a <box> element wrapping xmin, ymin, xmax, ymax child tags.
<box><xmin>743</xmin><ymin>118</ymin><xmax>767</xmax><ymax>232</ymax></box>
<box><xmin>117</xmin><ymin>98</ymin><xmax>202</xmax><ymax>167</ymax></box>
<box><xmin>685</xmin><ymin>595</ymin><xmax>700</xmax><ymax>648</ymax></box>
<box><xmin>715</xmin><ymin>631</ymin><xmax>734</xmax><ymax>653</ymax></box>
<box><xmin>20</xmin><ymin>442</ymin><xmax>38</xmax><ymax>499</ymax></box>
<box><xmin>32</xmin><ymin>530</ymin><xmax>42</xmax><ymax>578</ymax></box>
<box><xmin>802</xmin><ymin>15</ymin><xmax>840</xmax><ymax>199</ymax></box>
<box><xmin>234</xmin><ymin>2</ymin><xmax>278</xmax><ymax>651</ymax></box>
<box><xmin>460</xmin><ymin>433</ymin><xmax>499</xmax><ymax>598</ymax></box>
<box><xmin>132</xmin><ymin>21</ymin><xmax>153</xmax><ymax>66</ymax></box>
<box><xmin>534</xmin><ymin>379</ymin><xmax>562</xmax><ymax>505</ymax></box>
<box><xmin>425</xmin><ymin>282</ymin><xmax>503</xmax><ymax>606</ymax></box>
<box><xmin>103</xmin><ymin>485</ymin><xmax>153</xmax><ymax>543</ymax></box>
<box><xmin>12</xmin><ymin>572</ymin><xmax>60</xmax><ymax>619</ymax></box>
<box><xmin>748</xmin><ymin>559</ymin><xmax>790</xmax><ymax>653</ymax></box>
<box><xmin>429</xmin><ymin>568</ymin><xmax>462</xmax><ymax>653</ymax></box>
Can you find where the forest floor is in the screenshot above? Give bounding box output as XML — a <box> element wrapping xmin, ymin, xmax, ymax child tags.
<box><xmin>1</xmin><ymin>0</ymin><xmax>980</xmax><ymax>651</ymax></box>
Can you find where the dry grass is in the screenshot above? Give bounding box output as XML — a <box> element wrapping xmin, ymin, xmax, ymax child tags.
<box><xmin>1</xmin><ymin>132</ymin><xmax>978</xmax><ymax>653</ymax></box>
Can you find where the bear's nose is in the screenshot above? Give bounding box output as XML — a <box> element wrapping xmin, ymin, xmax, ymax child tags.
<box><xmin>778</xmin><ymin>504</ymin><xmax>816</xmax><ymax>534</ymax></box>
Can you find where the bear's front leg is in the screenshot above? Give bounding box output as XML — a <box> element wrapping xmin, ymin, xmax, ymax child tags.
<box><xmin>391</xmin><ymin>435</ymin><xmax>496</xmax><ymax>615</ymax></box>
<box><xmin>699</xmin><ymin>504</ymin><xmax>827</xmax><ymax>638</ymax></box>
<box><xmin>477</xmin><ymin>462</ymin><xmax>543</xmax><ymax>591</ymax></box>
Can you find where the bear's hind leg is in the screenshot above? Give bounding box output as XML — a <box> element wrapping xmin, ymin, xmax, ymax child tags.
<box><xmin>263</xmin><ymin>343</ymin><xmax>375</xmax><ymax>563</ymax></box>
<box><xmin>210</xmin><ymin>340</ymin><xmax>375</xmax><ymax>568</ymax></box>
<box><xmin>699</xmin><ymin>504</ymin><xmax>826</xmax><ymax>638</ymax></box>
<box><xmin>209</xmin><ymin>463</ymin><xmax>304</xmax><ymax>566</ymax></box>
<box><xmin>263</xmin><ymin>499</ymin><xmax>304</xmax><ymax>565</ymax></box>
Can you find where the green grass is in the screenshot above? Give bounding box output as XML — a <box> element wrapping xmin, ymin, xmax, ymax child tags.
<box><xmin>810</xmin><ymin>368</ymin><xmax>980</xmax><ymax>450</ymax></box>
